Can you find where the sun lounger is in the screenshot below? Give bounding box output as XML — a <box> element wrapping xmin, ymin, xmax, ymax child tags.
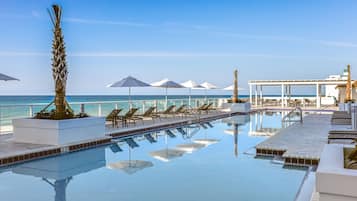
<box><xmin>118</xmin><ymin>108</ymin><xmax>140</xmax><ymax>127</ymax></box>
<box><xmin>197</xmin><ymin>103</ymin><xmax>213</xmax><ymax>114</ymax></box>
<box><xmin>157</xmin><ymin>105</ymin><xmax>176</xmax><ymax>117</ymax></box>
<box><xmin>331</xmin><ymin>111</ymin><xmax>351</xmax><ymax>125</ymax></box>
<box><xmin>135</xmin><ymin>106</ymin><xmax>161</xmax><ymax>123</ymax></box>
<box><xmin>172</xmin><ymin>104</ymin><xmax>190</xmax><ymax>117</ymax></box>
<box><xmin>328</xmin><ymin>130</ymin><xmax>357</xmax><ymax>143</ymax></box>
<box><xmin>106</xmin><ymin>109</ymin><xmax>122</xmax><ymax>127</ymax></box>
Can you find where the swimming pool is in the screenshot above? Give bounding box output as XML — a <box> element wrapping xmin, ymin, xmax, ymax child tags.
<box><xmin>0</xmin><ymin>111</ymin><xmax>306</xmax><ymax>201</ymax></box>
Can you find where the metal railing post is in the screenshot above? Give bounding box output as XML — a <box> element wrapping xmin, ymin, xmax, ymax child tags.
<box><xmin>154</xmin><ymin>100</ymin><xmax>158</xmax><ymax>112</ymax></box>
<box><xmin>80</xmin><ymin>104</ymin><xmax>85</xmax><ymax>113</ymax></box>
<box><xmin>29</xmin><ymin>105</ymin><xmax>34</xmax><ymax>117</ymax></box>
<box><xmin>98</xmin><ymin>104</ymin><xmax>102</xmax><ymax>116</ymax></box>
<box><xmin>142</xmin><ymin>101</ymin><xmax>146</xmax><ymax>113</ymax></box>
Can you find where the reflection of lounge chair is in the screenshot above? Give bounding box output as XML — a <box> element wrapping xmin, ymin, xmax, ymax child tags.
<box><xmin>165</xmin><ymin>130</ymin><xmax>176</xmax><ymax>138</ymax></box>
<box><xmin>177</xmin><ymin>127</ymin><xmax>187</xmax><ymax>135</ymax></box>
<box><xmin>125</xmin><ymin>138</ymin><xmax>139</xmax><ymax>148</ymax></box>
<box><xmin>106</xmin><ymin>109</ymin><xmax>122</xmax><ymax>127</ymax></box>
<box><xmin>110</xmin><ymin>144</ymin><xmax>123</xmax><ymax>153</ymax></box>
<box><xmin>118</xmin><ymin>108</ymin><xmax>140</xmax><ymax>127</ymax></box>
<box><xmin>144</xmin><ymin>134</ymin><xmax>157</xmax><ymax>143</ymax></box>
<box><xmin>135</xmin><ymin>107</ymin><xmax>161</xmax><ymax>122</ymax></box>
<box><xmin>205</xmin><ymin>122</ymin><xmax>214</xmax><ymax>128</ymax></box>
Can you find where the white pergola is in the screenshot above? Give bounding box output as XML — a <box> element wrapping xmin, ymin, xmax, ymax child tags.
<box><xmin>248</xmin><ymin>79</ymin><xmax>347</xmax><ymax>108</ymax></box>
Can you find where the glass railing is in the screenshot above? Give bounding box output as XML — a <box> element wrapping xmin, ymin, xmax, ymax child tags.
<box><xmin>0</xmin><ymin>97</ymin><xmax>223</xmax><ymax>134</ymax></box>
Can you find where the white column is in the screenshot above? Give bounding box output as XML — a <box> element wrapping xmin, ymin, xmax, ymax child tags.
<box><xmin>249</xmin><ymin>84</ymin><xmax>253</xmax><ymax>104</ymax></box>
<box><xmin>255</xmin><ymin>85</ymin><xmax>258</xmax><ymax>106</ymax></box>
<box><xmin>281</xmin><ymin>84</ymin><xmax>284</xmax><ymax>107</ymax></box>
<box><xmin>316</xmin><ymin>83</ymin><xmax>320</xmax><ymax>108</ymax></box>
<box><xmin>260</xmin><ymin>85</ymin><xmax>263</xmax><ymax>106</ymax></box>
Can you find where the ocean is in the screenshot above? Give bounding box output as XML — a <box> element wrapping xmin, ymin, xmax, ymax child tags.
<box><xmin>0</xmin><ymin>95</ymin><xmax>231</xmax><ymax>131</ymax></box>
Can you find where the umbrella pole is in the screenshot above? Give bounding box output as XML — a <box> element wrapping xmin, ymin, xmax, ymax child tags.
<box><xmin>129</xmin><ymin>87</ymin><xmax>132</xmax><ymax>109</ymax></box>
<box><xmin>189</xmin><ymin>88</ymin><xmax>191</xmax><ymax>107</ymax></box>
<box><xmin>205</xmin><ymin>89</ymin><xmax>207</xmax><ymax>103</ymax></box>
<box><xmin>165</xmin><ymin>87</ymin><xmax>168</xmax><ymax>110</ymax></box>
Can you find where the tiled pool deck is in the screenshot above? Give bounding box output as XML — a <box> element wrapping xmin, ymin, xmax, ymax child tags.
<box><xmin>0</xmin><ymin>111</ymin><xmax>236</xmax><ymax>167</ymax></box>
<box><xmin>256</xmin><ymin>113</ymin><xmax>349</xmax><ymax>166</ymax></box>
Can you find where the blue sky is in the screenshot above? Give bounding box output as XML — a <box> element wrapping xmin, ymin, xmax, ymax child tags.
<box><xmin>0</xmin><ymin>0</ymin><xmax>357</xmax><ymax>95</ymax></box>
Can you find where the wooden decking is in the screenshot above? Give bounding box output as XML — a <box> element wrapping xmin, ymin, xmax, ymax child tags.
<box><xmin>256</xmin><ymin>114</ymin><xmax>340</xmax><ymax>166</ymax></box>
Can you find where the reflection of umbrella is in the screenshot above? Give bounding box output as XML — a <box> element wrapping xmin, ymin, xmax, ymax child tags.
<box><xmin>150</xmin><ymin>149</ymin><xmax>186</xmax><ymax>162</ymax></box>
<box><xmin>107</xmin><ymin>147</ymin><xmax>153</xmax><ymax>175</ymax></box>
<box><xmin>181</xmin><ymin>80</ymin><xmax>203</xmax><ymax>107</ymax></box>
<box><xmin>0</xmin><ymin>73</ymin><xmax>19</xmax><ymax>81</ymax></box>
<box><xmin>151</xmin><ymin>78</ymin><xmax>184</xmax><ymax>109</ymax></box>
<box><xmin>224</xmin><ymin>129</ymin><xmax>244</xmax><ymax>135</ymax></box>
<box><xmin>107</xmin><ymin>76</ymin><xmax>150</xmax><ymax>108</ymax></box>
<box><xmin>176</xmin><ymin>143</ymin><xmax>206</xmax><ymax>153</ymax></box>
<box><xmin>200</xmin><ymin>82</ymin><xmax>218</xmax><ymax>101</ymax></box>
<box><xmin>107</xmin><ymin>160</ymin><xmax>153</xmax><ymax>175</ymax></box>
<box><xmin>193</xmin><ymin>139</ymin><xmax>220</xmax><ymax>146</ymax></box>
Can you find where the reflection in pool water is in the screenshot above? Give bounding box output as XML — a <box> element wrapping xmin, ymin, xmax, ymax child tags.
<box><xmin>0</xmin><ymin>112</ymin><xmax>305</xmax><ymax>201</ymax></box>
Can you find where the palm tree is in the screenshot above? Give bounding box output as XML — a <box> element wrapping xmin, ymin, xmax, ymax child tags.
<box><xmin>47</xmin><ymin>4</ymin><xmax>73</xmax><ymax>119</ymax></box>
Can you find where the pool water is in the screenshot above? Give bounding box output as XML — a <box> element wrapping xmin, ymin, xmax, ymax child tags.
<box><xmin>0</xmin><ymin>112</ymin><xmax>306</xmax><ymax>201</ymax></box>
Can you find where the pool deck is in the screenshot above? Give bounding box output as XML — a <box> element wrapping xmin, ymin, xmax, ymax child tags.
<box><xmin>0</xmin><ymin>111</ymin><xmax>238</xmax><ymax>167</ymax></box>
<box><xmin>256</xmin><ymin>113</ymin><xmax>349</xmax><ymax>166</ymax></box>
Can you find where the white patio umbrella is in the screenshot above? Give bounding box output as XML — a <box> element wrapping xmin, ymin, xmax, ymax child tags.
<box><xmin>181</xmin><ymin>80</ymin><xmax>203</xmax><ymax>107</ymax></box>
<box><xmin>200</xmin><ymin>82</ymin><xmax>218</xmax><ymax>101</ymax></box>
<box><xmin>107</xmin><ymin>76</ymin><xmax>150</xmax><ymax>108</ymax></box>
<box><xmin>0</xmin><ymin>73</ymin><xmax>19</xmax><ymax>81</ymax></box>
<box><xmin>151</xmin><ymin>78</ymin><xmax>184</xmax><ymax>109</ymax></box>
<box><xmin>223</xmin><ymin>85</ymin><xmax>245</xmax><ymax>91</ymax></box>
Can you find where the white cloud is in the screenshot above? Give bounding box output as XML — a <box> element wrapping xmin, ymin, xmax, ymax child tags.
<box><xmin>63</xmin><ymin>17</ymin><xmax>151</xmax><ymax>27</ymax></box>
<box><xmin>319</xmin><ymin>40</ymin><xmax>357</xmax><ymax>48</ymax></box>
<box><xmin>0</xmin><ymin>51</ymin><xmax>48</xmax><ymax>56</ymax></box>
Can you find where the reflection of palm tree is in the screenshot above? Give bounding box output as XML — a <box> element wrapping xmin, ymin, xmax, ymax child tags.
<box><xmin>234</xmin><ymin>124</ymin><xmax>238</xmax><ymax>158</ymax></box>
<box><xmin>42</xmin><ymin>177</ymin><xmax>72</xmax><ymax>201</ymax></box>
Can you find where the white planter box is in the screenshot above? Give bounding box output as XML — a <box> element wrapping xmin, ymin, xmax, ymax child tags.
<box><xmin>316</xmin><ymin>144</ymin><xmax>357</xmax><ymax>201</ymax></box>
<box><xmin>221</xmin><ymin>103</ymin><xmax>251</xmax><ymax>113</ymax></box>
<box><xmin>13</xmin><ymin>117</ymin><xmax>105</xmax><ymax>146</ymax></box>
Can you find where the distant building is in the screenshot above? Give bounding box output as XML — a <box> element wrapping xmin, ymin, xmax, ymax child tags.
<box><xmin>325</xmin><ymin>68</ymin><xmax>350</xmax><ymax>103</ymax></box>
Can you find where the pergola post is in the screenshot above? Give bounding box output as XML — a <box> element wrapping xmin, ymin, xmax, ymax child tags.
<box><xmin>255</xmin><ymin>85</ymin><xmax>258</xmax><ymax>106</ymax></box>
<box><xmin>316</xmin><ymin>83</ymin><xmax>320</xmax><ymax>108</ymax></box>
<box><xmin>260</xmin><ymin>85</ymin><xmax>263</xmax><ymax>106</ymax></box>
<box><xmin>249</xmin><ymin>84</ymin><xmax>253</xmax><ymax>105</ymax></box>
<box><xmin>281</xmin><ymin>84</ymin><xmax>285</xmax><ymax>107</ymax></box>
